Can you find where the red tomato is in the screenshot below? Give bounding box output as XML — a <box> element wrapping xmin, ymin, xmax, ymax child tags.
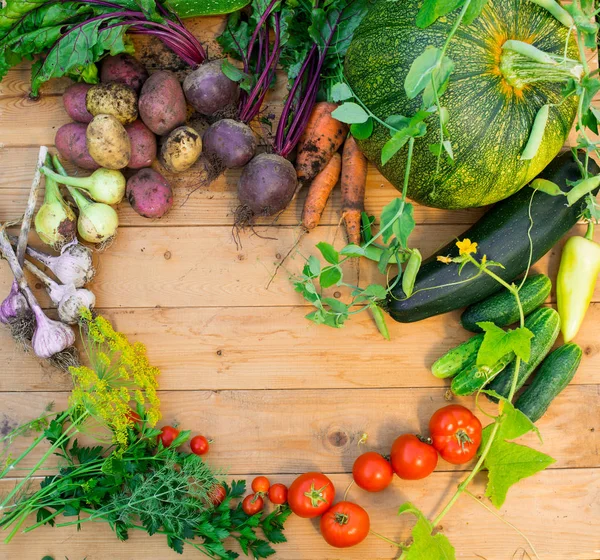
<box><xmin>251</xmin><ymin>476</ymin><xmax>270</xmax><ymax>494</ymax></box>
<box><xmin>352</xmin><ymin>452</ymin><xmax>393</xmax><ymax>492</ymax></box>
<box><xmin>429</xmin><ymin>405</ymin><xmax>483</xmax><ymax>465</ymax></box>
<box><xmin>126</xmin><ymin>410</ymin><xmax>141</xmax><ymax>425</ymax></box>
<box><xmin>210</xmin><ymin>484</ymin><xmax>226</xmax><ymax>506</ymax></box>
<box><xmin>320</xmin><ymin>502</ymin><xmax>370</xmax><ymax>548</ymax></box>
<box><xmin>242</xmin><ymin>493</ymin><xmax>264</xmax><ymax>515</ymax></box>
<box><xmin>158</xmin><ymin>426</ymin><xmax>180</xmax><ymax>448</ymax></box>
<box><xmin>268</xmin><ymin>483</ymin><xmax>288</xmax><ymax>505</ymax></box>
<box><xmin>288</xmin><ymin>472</ymin><xmax>335</xmax><ymax>518</ymax></box>
<box><xmin>190</xmin><ymin>435</ymin><xmax>210</xmax><ymax>456</ymax></box>
<box><xmin>390</xmin><ymin>434</ymin><xmax>438</xmax><ymax>480</ymax></box>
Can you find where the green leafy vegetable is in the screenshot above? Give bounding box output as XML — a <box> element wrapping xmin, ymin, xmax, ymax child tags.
<box><xmin>476</xmin><ymin>322</ymin><xmax>533</xmax><ymax>366</ymax></box>
<box><xmin>398</xmin><ymin>503</ymin><xmax>456</xmax><ymax>559</ymax></box>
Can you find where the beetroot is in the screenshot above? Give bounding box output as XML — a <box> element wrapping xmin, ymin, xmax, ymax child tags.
<box><xmin>183</xmin><ymin>60</ymin><xmax>239</xmax><ymax>116</ymax></box>
<box><xmin>238</xmin><ymin>153</ymin><xmax>297</xmax><ymax>216</ymax></box>
<box><xmin>126</xmin><ymin>168</ymin><xmax>173</xmax><ymax>218</ymax></box>
<box><xmin>203</xmin><ymin>119</ymin><xmax>256</xmax><ymax>169</ymax></box>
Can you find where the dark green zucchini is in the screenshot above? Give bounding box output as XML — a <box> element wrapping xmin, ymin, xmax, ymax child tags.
<box><xmin>487</xmin><ymin>307</ymin><xmax>560</xmax><ymax>401</ymax></box>
<box><xmin>386</xmin><ymin>152</ymin><xmax>599</xmax><ymax>323</ymax></box>
<box><xmin>515</xmin><ymin>343</ymin><xmax>582</xmax><ymax>422</ymax></box>
<box><xmin>460</xmin><ymin>274</ymin><xmax>551</xmax><ymax>332</ymax></box>
<box><xmin>431</xmin><ymin>334</ymin><xmax>484</xmax><ymax>378</ymax></box>
<box><xmin>451</xmin><ymin>352</ymin><xmax>515</xmax><ymax>396</ymax></box>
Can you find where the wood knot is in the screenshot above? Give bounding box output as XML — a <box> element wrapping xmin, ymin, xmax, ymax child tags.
<box><xmin>238</xmin><ymin>253</ymin><xmax>245</xmax><ymax>261</ymax></box>
<box><xmin>333</xmin><ymin>291</ymin><xmax>341</xmax><ymax>298</ymax></box>
<box><xmin>164</xmin><ymin>250</ymin><xmax>172</xmax><ymax>260</ymax></box>
<box><xmin>584</xmin><ymin>346</ymin><xmax>593</xmax><ymax>356</ymax></box>
<box><xmin>326</xmin><ymin>428</ymin><xmax>349</xmax><ymax>449</ymax></box>
<box><xmin>275</xmin><ymin>253</ymin><xmax>282</xmax><ymax>260</ymax></box>
<box><xmin>216</xmin><ymin>350</ymin><xmax>222</xmax><ymax>356</ymax></box>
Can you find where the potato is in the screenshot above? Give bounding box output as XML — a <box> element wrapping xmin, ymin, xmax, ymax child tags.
<box><xmin>55</xmin><ymin>122</ymin><xmax>99</xmax><ymax>170</ymax></box>
<box><xmin>100</xmin><ymin>54</ymin><xmax>148</xmax><ymax>93</ymax></box>
<box><xmin>86</xmin><ymin>114</ymin><xmax>131</xmax><ymax>169</ymax></box>
<box><xmin>126</xmin><ymin>168</ymin><xmax>173</xmax><ymax>218</ymax></box>
<box><xmin>125</xmin><ymin>119</ymin><xmax>157</xmax><ymax>169</ymax></box>
<box><xmin>62</xmin><ymin>83</ymin><xmax>93</xmax><ymax>123</ymax></box>
<box><xmin>159</xmin><ymin>126</ymin><xmax>202</xmax><ymax>173</ymax></box>
<box><xmin>86</xmin><ymin>82</ymin><xmax>138</xmax><ymax>125</ymax></box>
<box><xmin>138</xmin><ymin>71</ymin><xmax>187</xmax><ymax>135</ymax></box>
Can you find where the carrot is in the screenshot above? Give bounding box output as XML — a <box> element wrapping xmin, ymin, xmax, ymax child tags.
<box><xmin>302</xmin><ymin>152</ymin><xmax>342</xmax><ymax>230</ymax></box>
<box><xmin>296</xmin><ymin>102</ymin><xmax>348</xmax><ymax>186</ymax></box>
<box><xmin>341</xmin><ymin>136</ymin><xmax>367</xmax><ymax>245</ymax></box>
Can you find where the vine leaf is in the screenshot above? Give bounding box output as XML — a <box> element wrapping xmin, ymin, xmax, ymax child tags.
<box><xmin>398</xmin><ymin>503</ymin><xmax>456</xmax><ymax>559</ymax></box>
<box><xmin>404</xmin><ymin>46</ymin><xmax>443</xmax><ymax>99</ymax></box>
<box><xmin>476</xmin><ymin>322</ymin><xmax>533</xmax><ymax>367</ymax></box>
<box><xmin>331</xmin><ymin>101</ymin><xmax>369</xmax><ymax>123</ymax></box>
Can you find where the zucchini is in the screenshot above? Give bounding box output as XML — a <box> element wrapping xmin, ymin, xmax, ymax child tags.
<box><xmin>515</xmin><ymin>343</ymin><xmax>582</xmax><ymax>422</ymax></box>
<box><xmin>431</xmin><ymin>334</ymin><xmax>484</xmax><ymax>378</ymax></box>
<box><xmin>451</xmin><ymin>352</ymin><xmax>515</xmax><ymax>396</ymax></box>
<box><xmin>386</xmin><ymin>152</ymin><xmax>599</xmax><ymax>323</ymax></box>
<box><xmin>487</xmin><ymin>307</ymin><xmax>560</xmax><ymax>401</ymax></box>
<box><xmin>460</xmin><ymin>274</ymin><xmax>551</xmax><ymax>333</ymax></box>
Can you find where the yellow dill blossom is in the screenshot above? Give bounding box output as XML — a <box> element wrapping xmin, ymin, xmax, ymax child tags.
<box><xmin>456</xmin><ymin>238</ymin><xmax>478</xmax><ymax>256</ymax></box>
<box><xmin>68</xmin><ymin>310</ymin><xmax>162</xmax><ymax>452</ymax></box>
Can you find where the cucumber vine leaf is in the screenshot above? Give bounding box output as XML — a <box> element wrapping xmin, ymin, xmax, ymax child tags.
<box><xmin>398</xmin><ymin>503</ymin><xmax>456</xmax><ymax>559</ymax></box>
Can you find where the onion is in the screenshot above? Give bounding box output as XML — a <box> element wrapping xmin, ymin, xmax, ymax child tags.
<box><xmin>69</xmin><ymin>188</ymin><xmax>119</xmax><ymax>243</ymax></box>
<box><xmin>42</xmin><ymin>166</ymin><xmax>126</xmax><ymax>205</ymax></box>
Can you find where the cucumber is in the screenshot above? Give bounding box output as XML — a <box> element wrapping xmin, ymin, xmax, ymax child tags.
<box><xmin>460</xmin><ymin>274</ymin><xmax>551</xmax><ymax>333</ymax></box>
<box><xmin>451</xmin><ymin>352</ymin><xmax>515</xmax><ymax>396</ymax></box>
<box><xmin>386</xmin><ymin>152</ymin><xmax>599</xmax><ymax>323</ymax></box>
<box><xmin>487</xmin><ymin>307</ymin><xmax>560</xmax><ymax>401</ymax></box>
<box><xmin>431</xmin><ymin>334</ymin><xmax>484</xmax><ymax>378</ymax></box>
<box><xmin>515</xmin><ymin>343</ymin><xmax>583</xmax><ymax>422</ymax></box>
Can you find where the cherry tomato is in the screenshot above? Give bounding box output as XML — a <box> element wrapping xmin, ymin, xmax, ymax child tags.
<box><xmin>320</xmin><ymin>502</ymin><xmax>370</xmax><ymax>548</ymax></box>
<box><xmin>390</xmin><ymin>434</ymin><xmax>438</xmax><ymax>480</ymax></box>
<box><xmin>288</xmin><ymin>472</ymin><xmax>335</xmax><ymax>518</ymax></box>
<box><xmin>210</xmin><ymin>484</ymin><xmax>226</xmax><ymax>506</ymax></box>
<box><xmin>429</xmin><ymin>405</ymin><xmax>483</xmax><ymax>465</ymax></box>
<box><xmin>251</xmin><ymin>476</ymin><xmax>270</xmax><ymax>494</ymax></box>
<box><xmin>158</xmin><ymin>425</ymin><xmax>180</xmax><ymax>448</ymax></box>
<box><xmin>190</xmin><ymin>435</ymin><xmax>210</xmax><ymax>456</ymax></box>
<box><xmin>268</xmin><ymin>483</ymin><xmax>288</xmax><ymax>505</ymax></box>
<box><xmin>242</xmin><ymin>493</ymin><xmax>264</xmax><ymax>515</ymax></box>
<box><xmin>352</xmin><ymin>452</ymin><xmax>393</xmax><ymax>492</ymax></box>
<box><xmin>126</xmin><ymin>410</ymin><xmax>141</xmax><ymax>425</ymax></box>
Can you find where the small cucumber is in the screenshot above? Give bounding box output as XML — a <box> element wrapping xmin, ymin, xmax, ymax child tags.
<box><xmin>451</xmin><ymin>352</ymin><xmax>515</xmax><ymax>396</ymax></box>
<box><xmin>487</xmin><ymin>307</ymin><xmax>560</xmax><ymax>401</ymax></box>
<box><xmin>515</xmin><ymin>343</ymin><xmax>582</xmax><ymax>422</ymax></box>
<box><xmin>431</xmin><ymin>334</ymin><xmax>484</xmax><ymax>379</ymax></box>
<box><xmin>460</xmin><ymin>274</ymin><xmax>552</xmax><ymax>333</ymax></box>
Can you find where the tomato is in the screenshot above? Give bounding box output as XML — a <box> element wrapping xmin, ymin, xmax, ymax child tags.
<box><xmin>429</xmin><ymin>404</ymin><xmax>483</xmax><ymax>465</ymax></box>
<box><xmin>390</xmin><ymin>434</ymin><xmax>438</xmax><ymax>480</ymax></box>
<box><xmin>268</xmin><ymin>483</ymin><xmax>288</xmax><ymax>505</ymax></box>
<box><xmin>320</xmin><ymin>502</ymin><xmax>370</xmax><ymax>548</ymax></box>
<box><xmin>251</xmin><ymin>476</ymin><xmax>270</xmax><ymax>494</ymax></box>
<box><xmin>210</xmin><ymin>484</ymin><xmax>226</xmax><ymax>506</ymax></box>
<box><xmin>190</xmin><ymin>435</ymin><xmax>210</xmax><ymax>456</ymax></box>
<box><xmin>352</xmin><ymin>452</ymin><xmax>393</xmax><ymax>492</ymax></box>
<box><xmin>288</xmin><ymin>472</ymin><xmax>335</xmax><ymax>518</ymax></box>
<box><xmin>158</xmin><ymin>425</ymin><xmax>180</xmax><ymax>448</ymax></box>
<box><xmin>126</xmin><ymin>410</ymin><xmax>141</xmax><ymax>425</ymax></box>
<box><xmin>242</xmin><ymin>493</ymin><xmax>264</xmax><ymax>515</ymax></box>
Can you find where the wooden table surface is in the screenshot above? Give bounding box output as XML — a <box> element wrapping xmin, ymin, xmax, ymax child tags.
<box><xmin>1</xmin><ymin>16</ymin><xmax>599</xmax><ymax>560</ymax></box>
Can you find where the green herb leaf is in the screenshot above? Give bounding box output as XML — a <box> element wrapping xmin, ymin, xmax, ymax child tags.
<box><xmin>322</xmin><ymin>297</ymin><xmax>349</xmax><ymax>314</ymax></box>
<box><xmin>416</xmin><ymin>0</ymin><xmax>464</xmax><ymax>27</ymax></box>
<box><xmin>385</xmin><ymin>114</ymin><xmax>411</xmax><ymax>130</ymax></box>
<box><xmin>331</xmin><ymin>101</ymin><xmax>369</xmax><ymax>124</ymax></box>
<box><xmin>481</xmin><ymin>400</ymin><xmax>555</xmax><ymax>507</ymax></box>
<box><xmin>340</xmin><ymin>244</ymin><xmax>365</xmax><ymax>257</ymax></box>
<box><xmin>316</xmin><ymin>241</ymin><xmax>339</xmax><ymax>264</ymax></box>
<box><xmin>398</xmin><ymin>503</ymin><xmax>456</xmax><ymax>559</ymax></box>
<box><xmin>392</xmin><ymin>203</ymin><xmax>415</xmax><ymax>248</ymax></box>
<box><xmin>405</xmin><ymin>46</ymin><xmax>443</xmax><ymax>99</ymax></box>
<box><xmin>381</xmin><ymin>128</ymin><xmax>411</xmax><ymax>165</ymax></box>
<box><xmin>320</xmin><ymin>266</ymin><xmax>342</xmax><ymax>288</ymax></box>
<box><xmin>221</xmin><ymin>59</ymin><xmax>252</xmax><ymax>92</ymax></box>
<box><xmin>379</xmin><ymin>198</ymin><xmax>403</xmax><ymax>243</ymax></box>
<box><xmin>350</xmin><ymin>117</ymin><xmax>373</xmax><ymax>140</ymax></box>
<box><xmin>307</xmin><ymin>255</ymin><xmax>321</xmax><ymax>277</ymax></box>
<box><xmin>422</xmin><ymin>57</ymin><xmax>454</xmax><ymax>107</ymax></box>
<box><xmin>476</xmin><ymin>322</ymin><xmax>533</xmax><ymax>366</ymax></box>
<box><xmin>330</xmin><ymin>82</ymin><xmax>353</xmax><ymax>102</ymax></box>
<box><xmin>463</xmin><ymin>0</ymin><xmax>489</xmax><ymax>24</ymax></box>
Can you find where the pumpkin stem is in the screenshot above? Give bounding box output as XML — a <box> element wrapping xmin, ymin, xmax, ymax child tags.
<box><xmin>499</xmin><ymin>41</ymin><xmax>583</xmax><ymax>90</ymax></box>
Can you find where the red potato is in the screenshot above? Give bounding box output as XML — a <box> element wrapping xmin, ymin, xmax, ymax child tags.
<box><xmin>55</xmin><ymin>123</ymin><xmax>99</xmax><ymax>170</ymax></box>
<box><xmin>139</xmin><ymin>71</ymin><xmax>187</xmax><ymax>135</ymax></box>
<box><xmin>126</xmin><ymin>168</ymin><xmax>173</xmax><ymax>218</ymax></box>
<box><xmin>62</xmin><ymin>83</ymin><xmax>93</xmax><ymax>123</ymax></box>
<box><xmin>125</xmin><ymin>120</ymin><xmax>157</xmax><ymax>169</ymax></box>
<box><xmin>183</xmin><ymin>60</ymin><xmax>239</xmax><ymax>116</ymax></box>
<box><xmin>101</xmin><ymin>53</ymin><xmax>149</xmax><ymax>93</ymax></box>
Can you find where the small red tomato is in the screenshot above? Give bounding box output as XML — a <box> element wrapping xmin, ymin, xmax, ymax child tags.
<box><xmin>242</xmin><ymin>493</ymin><xmax>264</xmax><ymax>515</ymax></box>
<box><xmin>429</xmin><ymin>404</ymin><xmax>483</xmax><ymax>465</ymax></box>
<box><xmin>288</xmin><ymin>472</ymin><xmax>335</xmax><ymax>518</ymax></box>
<box><xmin>251</xmin><ymin>476</ymin><xmax>270</xmax><ymax>494</ymax></box>
<box><xmin>127</xmin><ymin>410</ymin><xmax>141</xmax><ymax>424</ymax></box>
<box><xmin>390</xmin><ymin>434</ymin><xmax>438</xmax><ymax>480</ymax></box>
<box><xmin>352</xmin><ymin>452</ymin><xmax>393</xmax><ymax>492</ymax></box>
<box><xmin>210</xmin><ymin>484</ymin><xmax>226</xmax><ymax>506</ymax></box>
<box><xmin>158</xmin><ymin>425</ymin><xmax>180</xmax><ymax>448</ymax></box>
<box><xmin>268</xmin><ymin>483</ymin><xmax>288</xmax><ymax>505</ymax></box>
<box><xmin>190</xmin><ymin>435</ymin><xmax>210</xmax><ymax>456</ymax></box>
<box><xmin>320</xmin><ymin>502</ymin><xmax>370</xmax><ymax>548</ymax></box>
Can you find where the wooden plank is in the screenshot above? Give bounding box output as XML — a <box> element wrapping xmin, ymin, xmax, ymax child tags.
<box><xmin>2</xmin><ymin>304</ymin><xmax>600</xmax><ymax>392</ymax></box>
<box><xmin>0</xmin><ymin>468</ymin><xmax>598</xmax><ymax>559</ymax></box>
<box><xmin>1</xmin><ymin>224</ymin><xmax>598</xmax><ymax>309</ymax></box>
<box><xmin>1</xmin><ymin>387</ymin><xmax>597</xmax><ymax>475</ymax></box>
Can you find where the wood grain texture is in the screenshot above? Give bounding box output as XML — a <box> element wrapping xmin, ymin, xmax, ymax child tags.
<box><xmin>0</xmin><ymin>469</ymin><xmax>598</xmax><ymax>560</ymax></box>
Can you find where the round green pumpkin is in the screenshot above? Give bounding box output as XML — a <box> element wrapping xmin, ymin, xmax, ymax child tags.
<box><xmin>344</xmin><ymin>0</ymin><xmax>578</xmax><ymax>209</ymax></box>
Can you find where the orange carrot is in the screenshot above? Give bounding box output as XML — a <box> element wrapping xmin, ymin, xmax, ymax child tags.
<box><xmin>341</xmin><ymin>136</ymin><xmax>367</xmax><ymax>245</ymax></box>
<box><xmin>296</xmin><ymin>102</ymin><xmax>348</xmax><ymax>186</ymax></box>
<box><xmin>301</xmin><ymin>152</ymin><xmax>342</xmax><ymax>230</ymax></box>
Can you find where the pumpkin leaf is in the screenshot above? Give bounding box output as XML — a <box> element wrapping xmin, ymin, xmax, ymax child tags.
<box><xmin>415</xmin><ymin>0</ymin><xmax>464</xmax><ymax>28</ymax></box>
<box><xmin>350</xmin><ymin>117</ymin><xmax>373</xmax><ymax>139</ymax></box>
<box><xmin>404</xmin><ymin>46</ymin><xmax>443</xmax><ymax>99</ymax></box>
<box><xmin>331</xmin><ymin>101</ymin><xmax>369</xmax><ymax>124</ymax></box>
